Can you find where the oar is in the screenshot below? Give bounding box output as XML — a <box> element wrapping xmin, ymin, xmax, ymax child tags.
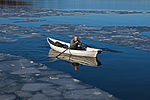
<box><xmin>56</xmin><ymin>48</ymin><xmax>69</xmax><ymax>58</ymax></box>
<box><xmin>82</xmin><ymin>42</ymin><xmax>91</xmax><ymax>47</ymax></box>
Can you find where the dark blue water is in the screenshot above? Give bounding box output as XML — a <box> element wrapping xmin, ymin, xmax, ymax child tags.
<box><xmin>1</xmin><ymin>33</ymin><xmax>150</xmax><ymax>100</ymax></box>
<box><xmin>142</xmin><ymin>32</ymin><xmax>150</xmax><ymax>37</ymax></box>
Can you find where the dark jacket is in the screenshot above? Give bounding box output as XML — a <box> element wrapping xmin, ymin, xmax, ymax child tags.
<box><xmin>70</xmin><ymin>39</ymin><xmax>80</xmax><ymax>49</ymax></box>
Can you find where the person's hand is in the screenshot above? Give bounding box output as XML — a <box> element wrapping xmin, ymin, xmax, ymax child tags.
<box><xmin>75</xmin><ymin>41</ymin><xmax>78</xmax><ymax>43</ymax></box>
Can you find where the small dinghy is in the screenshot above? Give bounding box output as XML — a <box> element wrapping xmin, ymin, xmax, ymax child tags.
<box><xmin>48</xmin><ymin>49</ymin><xmax>102</xmax><ymax>66</ymax></box>
<box><xmin>47</xmin><ymin>37</ymin><xmax>102</xmax><ymax>57</ymax></box>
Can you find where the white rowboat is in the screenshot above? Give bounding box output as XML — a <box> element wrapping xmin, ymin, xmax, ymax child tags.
<box><xmin>47</xmin><ymin>37</ymin><xmax>102</xmax><ymax>57</ymax></box>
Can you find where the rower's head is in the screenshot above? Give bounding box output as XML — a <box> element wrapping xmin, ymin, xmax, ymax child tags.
<box><xmin>74</xmin><ymin>35</ymin><xmax>78</xmax><ymax>41</ymax></box>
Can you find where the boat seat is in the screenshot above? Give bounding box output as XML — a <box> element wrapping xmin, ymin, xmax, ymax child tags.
<box><xmin>63</xmin><ymin>44</ymin><xmax>68</xmax><ymax>48</ymax></box>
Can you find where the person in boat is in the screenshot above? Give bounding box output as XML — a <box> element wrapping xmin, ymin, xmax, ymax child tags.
<box><xmin>70</xmin><ymin>35</ymin><xmax>83</xmax><ymax>50</ymax></box>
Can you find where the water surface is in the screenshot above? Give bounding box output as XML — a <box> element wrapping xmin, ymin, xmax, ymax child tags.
<box><xmin>1</xmin><ymin>0</ymin><xmax>150</xmax><ymax>100</ymax></box>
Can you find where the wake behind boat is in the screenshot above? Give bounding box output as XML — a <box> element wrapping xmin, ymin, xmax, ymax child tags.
<box><xmin>47</xmin><ymin>37</ymin><xmax>102</xmax><ymax>57</ymax></box>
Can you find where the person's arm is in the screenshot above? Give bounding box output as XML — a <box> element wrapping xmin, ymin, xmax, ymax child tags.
<box><xmin>78</xmin><ymin>40</ymin><xmax>82</xmax><ymax>45</ymax></box>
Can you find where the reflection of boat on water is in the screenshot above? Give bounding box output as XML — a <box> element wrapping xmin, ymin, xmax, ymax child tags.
<box><xmin>48</xmin><ymin>49</ymin><xmax>102</xmax><ymax>67</ymax></box>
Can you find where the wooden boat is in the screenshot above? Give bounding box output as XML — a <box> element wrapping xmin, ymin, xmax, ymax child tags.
<box><xmin>48</xmin><ymin>49</ymin><xmax>101</xmax><ymax>66</ymax></box>
<box><xmin>47</xmin><ymin>37</ymin><xmax>102</xmax><ymax>57</ymax></box>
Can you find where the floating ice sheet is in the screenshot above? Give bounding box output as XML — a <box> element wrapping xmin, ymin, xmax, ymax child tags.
<box><xmin>0</xmin><ymin>53</ymin><xmax>118</xmax><ymax>100</ymax></box>
<box><xmin>39</xmin><ymin>24</ymin><xmax>150</xmax><ymax>51</ymax></box>
<box><xmin>0</xmin><ymin>7</ymin><xmax>150</xmax><ymax>18</ymax></box>
<box><xmin>0</xmin><ymin>35</ymin><xmax>17</xmax><ymax>42</ymax></box>
<box><xmin>0</xmin><ymin>24</ymin><xmax>42</xmax><ymax>40</ymax></box>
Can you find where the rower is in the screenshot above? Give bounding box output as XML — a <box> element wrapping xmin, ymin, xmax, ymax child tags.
<box><xmin>70</xmin><ymin>35</ymin><xmax>82</xmax><ymax>50</ymax></box>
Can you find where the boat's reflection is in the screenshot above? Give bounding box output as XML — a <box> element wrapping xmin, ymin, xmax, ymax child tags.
<box><xmin>48</xmin><ymin>49</ymin><xmax>102</xmax><ymax>70</ymax></box>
